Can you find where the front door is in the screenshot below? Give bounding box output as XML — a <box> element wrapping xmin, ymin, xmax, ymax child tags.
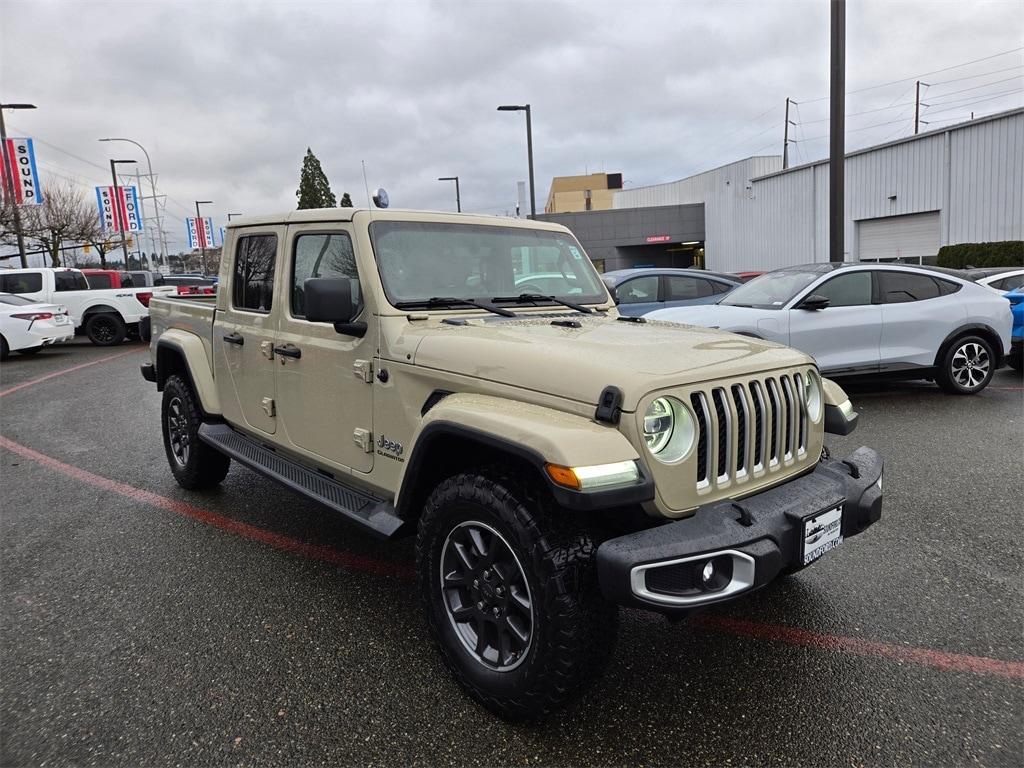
<box><xmin>273</xmin><ymin>226</ymin><xmax>374</xmax><ymax>474</ymax></box>
<box><xmin>787</xmin><ymin>270</ymin><xmax>882</xmax><ymax>374</ymax></box>
<box><xmin>213</xmin><ymin>229</ymin><xmax>282</xmax><ymax>435</ymax></box>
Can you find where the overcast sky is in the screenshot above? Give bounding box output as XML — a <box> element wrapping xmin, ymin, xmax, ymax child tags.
<box><xmin>3</xmin><ymin>0</ymin><xmax>1022</xmax><ymax>256</ymax></box>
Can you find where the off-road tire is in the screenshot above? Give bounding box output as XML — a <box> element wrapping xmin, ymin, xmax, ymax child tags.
<box><xmin>85</xmin><ymin>313</ymin><xmax>126</xmax><ymax>346</ymax></box>
<box><xmin>161</xmin><ymin>375</ymin><xmax>230</xmax><ymax>489</ymax></box>
<box><xmin>936</xmin><ymin>334</ymin><xmax>995</xmax><ymax>394</ymax></box>
<box><xmin>416</xmin><ymin>468</ymin><xmax>617</xmax><ymax>720</ymax></box>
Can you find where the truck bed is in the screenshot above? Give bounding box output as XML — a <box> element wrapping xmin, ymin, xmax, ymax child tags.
<box><xmin>149</xmin><ymin>294</ymin><xmax>218</xmax><ymax>371</ymax></box>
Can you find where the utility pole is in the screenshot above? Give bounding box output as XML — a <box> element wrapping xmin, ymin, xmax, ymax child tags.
<box><xmin>0</xmin><ymin>103</ymin><xmax>37</xmax><ymax>268</ymax></box>
<box><xmin>99</xmin><ymin>138</ymin><xmax>166</xmax><ymax>265</ymax></box>
<box><xmin>783</xmin><ymin>97</ymin><xmax>791</xmax><ymax>169</ymax></box>
<box><xmin>109</xmin><ymin>159</ymin><xmax>136</xmax><ymax>268</ymax></box>
<box><xmin>130</xmin><ymin>165</ymin><xmax>154</xmax><ymax>269</ymax></box>
<box><xmin>829</xmin><ymin>0</ymin><xmax>845</xmax><ymax>263</ymax></box>
<box><xmin>914</xmin><ymin>80</ymin><xmax>921</xmax><ymax>135</ymax></box>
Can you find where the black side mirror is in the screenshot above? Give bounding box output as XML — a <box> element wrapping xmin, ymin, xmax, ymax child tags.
<box><xmin>609</xmin><ymin>287</ymin><xmax>621</xmax><ymax>306</ymax></box>
<box><xmin>798</xmin><ymin>294</ymin><xmax>830</xmax><ymax>311</ymax></box>
<box><xmin>304</xmin><ymin>277</ymin><xmax>367</xmax><ymax>337</ymax></box>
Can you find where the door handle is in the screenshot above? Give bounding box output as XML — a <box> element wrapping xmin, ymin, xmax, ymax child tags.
<box><xmin>273</xmin><ymin>344</ymin><xmax>302</xmax><ymax>359</ymax></box>
<box><xmin>222</xmin><ymin>332</ymin><xmax>244</xmax><ymax>346</ymax></box>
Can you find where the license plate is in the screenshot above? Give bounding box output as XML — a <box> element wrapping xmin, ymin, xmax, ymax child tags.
<box><xmin>54</xmin><ymin>315</ymin><xmax>69</xmax><ymax>324</ymax></box>
<box><xmin>801</xmin><ymin>505</ymin><xmax>843</xmax><ymax>565</ymax></box>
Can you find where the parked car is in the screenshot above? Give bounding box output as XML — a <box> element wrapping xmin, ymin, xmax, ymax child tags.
<box><xmin>961</xmin><ymin>267</ymin><xmax>1024</xmax><ymax>293</ymax></box>
<box><xmin>162</xmin><ymin>275</ymin><xmax>216</xmax><ymax>295</ymax></box>
<box><xmin>143</xmin><ymin>208</ymin><xmax>881</xmax><ymax>719</ymax></box>
<box><xmin>646</xmin><ymin>263</ymin><xmax>1013</xmax><ymax>395</ymax></box>
<box><xmin>731</xmin><ymin>270</ymin><xmax>765</xmax><ymax>283</ymax></box>
<box><xmin>0</xmin><ymin>267</ymin><xmax>174</xmax><ymax>346</ymax></box>
<box><xmin>601</xmin><ymin>268</ymin><xmax>740</xmax><ymax>316</ymax></box>
<box><xmin>0</xmin><ymin>292</ymin><xmax>75</xmax><ymax>359</ymax></box>
<box><xmin>1006</xmin><ymin>286</ymin><xmax>1023</xmax><ymax>372</ymax></box>
<box><xmin>127</xmin><ymin>270</ymin><xmax>168</xmax><ymax>288</ymax></box>
<box><xmin>80</xmin><ymin>268</ymin><xmax>136</xmax><ymax>289</ymax></box>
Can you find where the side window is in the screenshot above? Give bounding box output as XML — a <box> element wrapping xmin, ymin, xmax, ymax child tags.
<box><xmin>0</xmin><ymin>272</ymin><xmax>43</xmax><ymax>293</ymax></box>
<box><xmin>291</xmin><ymin>232</ymin><xmax>359</xmax><ymax>318</ymax></box>
<box><xmin>55</xmin><ymin>271</ymin><xmax>89</xmax><ymax>291</ymax></box>
<box><xmin>936</xmin><ymin>278</ymin><xmax>962</xmax><ymax>295</ymax></box>
<box><xmin>666</xmin><ymin>276</ymin><xmax>713</xmax><ymax>300</ymax></box>
<box><xmin>710</xmin><ymin>280</ymin><xmax>733</xmax><ymax>295</ymax></box>
<box><xmin>232</xmin><ymin>234</ymin><xmax>278</xmax><ymax>313</ymax></box>
<box><xmin>813</xmin><ymin>271</ymin><xmax>873</xmax><ymax>307</ymax></box>
<box><xmin>616</xmin><ymin>275</ymin><xmax>659</xmax><ymax>304</ymax></box>
<box><xmin>87</xmin><ymin>273</ymin><xmax>112</xmax><ymax>290</ymax></box>
<box><xmin>878</xmin><ymin>272</ymin><xmax>941</xmax><ymax>304</ymax></box>
<box><xmin>993</xmin><ymin>274</ymin><xmax>1024</xmax><ymax>291</ymax></box>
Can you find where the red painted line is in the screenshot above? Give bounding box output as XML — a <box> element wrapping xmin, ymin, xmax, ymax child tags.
<box><xmin>2</xmin><ymin>345</ymin><xmax>1022</xmax><ymax>680</ymax></box>
<box><xmin>692</xmin><ymin>615</ymin><xmax>1024</xmax><ymax>680</ymax></box>
<box><xmin>0</xmin><ymin>348</ymin><xmax>140</xmax><ymax>399</ymax></box>
<box><xmin>0</xmin><ymin>434</ymin><xmax>414</xmax><ymax>580</ymax></box>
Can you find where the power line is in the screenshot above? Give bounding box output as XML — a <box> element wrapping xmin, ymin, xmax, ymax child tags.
<box><xmin>924</xmin><ymin>89</ymin><xmax>1023</xmax><ymax>115</ymax></box>
<box><xmin>924</xmin><ymin>74</ymin><xmax>1023</xmax><ymax>101</ymax></box>
<box><xmin>929</xmin><ymin>63</ymin><xmax>1023</xmax><ymax>86</ymax></box>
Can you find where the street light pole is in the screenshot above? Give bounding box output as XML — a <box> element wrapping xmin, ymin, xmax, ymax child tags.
<box><xmin>99</xmin><ymin>137</ymin><xmax>165</xmax><ymax>265</ymax></box>
<box><xmin>438</xmin><ymin>176</ymin><xmax>461</xmax><ymax>212</ymax></box>
<box><xmin>194</xmin><ymin>200</ymin><xmax>213</xmax><ymax>275</ymax></box>
<box><xmin>497</xmin><ymin>104</ymin><xmax>536</xmax><ymax>218</ymax></box>
<box><xmin>1</xmin><ymin>103</ymin><xmax>38</xmax><ymax>268</ymax></box>
<box><xmin>109</xmin><ymin>159</ymin><xmax>136</xmax><ymax>268</ymax></box>
<box><xmin>227</xmin><ymin>212</ymin><xmax>243</xmax><ymax>221</ymax></box>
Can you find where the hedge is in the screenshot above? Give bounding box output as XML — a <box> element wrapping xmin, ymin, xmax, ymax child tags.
<box><xmin>936</xmin><ymin>241</ymin><xmax>1024</xmax><ymax>269</ymax></box>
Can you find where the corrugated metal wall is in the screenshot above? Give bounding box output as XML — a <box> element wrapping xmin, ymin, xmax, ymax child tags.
<box><xmin>614</xmin><ymin>109</ymin><xmax>1023</xmax><ymax>271</ymax></box>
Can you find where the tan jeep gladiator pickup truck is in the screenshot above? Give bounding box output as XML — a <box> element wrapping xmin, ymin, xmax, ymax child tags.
<box><xmin>142</xmin><ymin>208</ymin><xmax>883</xmax><ymax>719</ymax></box>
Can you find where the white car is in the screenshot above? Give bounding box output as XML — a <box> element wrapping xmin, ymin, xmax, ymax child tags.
<box><xmin>965</xmin><ymin>268</ymin><xmax>1024</xmax><ymax>294</ymax></box>
<box><xmin>0</xmin><ymin>267</ymin><xmax>173</xmax><ymax>346</ymax></box>
<box><xmin>0</xmin><ymin>293</ymin><xmax>75</xmax><ymax>359</ymax></box>
<box><xmin>646</xmin><ymin>263</ymin><xmax>1013</xmax><ymax>395</ymax></box>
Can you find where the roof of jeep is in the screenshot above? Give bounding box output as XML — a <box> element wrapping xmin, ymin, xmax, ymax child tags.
<box><xmin>224</xmin><ymin>208</ymin><xmax>570</xmax><ymax>232</ymax></box>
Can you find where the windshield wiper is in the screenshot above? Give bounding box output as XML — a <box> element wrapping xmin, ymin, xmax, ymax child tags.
<box><xmin>491</xmin><ymin>293</ymin><xmax>595</xmax><ymax>314</ymax></box>
<box><xmin>394</xmin><ymin>297</ymin><xmax>518</xmax><ymax>318</ymax></box>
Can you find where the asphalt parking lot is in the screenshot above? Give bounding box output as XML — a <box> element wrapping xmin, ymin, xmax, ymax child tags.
<box><xmin>2</xmin><ymin>338</ymin><xmax>1022</xmax><ymax>767</ymax></box>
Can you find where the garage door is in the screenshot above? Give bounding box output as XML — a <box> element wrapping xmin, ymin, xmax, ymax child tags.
<box><xmin>857</xmin><ymin>211</ymin><xmax>940</xmax><ymax>263</ymax></box>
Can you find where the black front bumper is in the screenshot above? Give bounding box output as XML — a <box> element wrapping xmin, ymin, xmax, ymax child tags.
<box><xmin>597</xmin><ymin>447</ymin><xmax>883</xmax><ymax>614</ymax></box>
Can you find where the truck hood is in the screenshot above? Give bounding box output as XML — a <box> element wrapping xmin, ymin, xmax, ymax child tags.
<box><xmin>391</xmin><ymin>312</ymin><xmax>812</xmax><ymax>411</ymax></box>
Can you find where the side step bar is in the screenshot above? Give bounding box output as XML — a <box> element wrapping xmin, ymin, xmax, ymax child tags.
<box><xmin>198</xmin><ymin>423</ymin><xmax>407</xmax><ymax>540</ymax></box>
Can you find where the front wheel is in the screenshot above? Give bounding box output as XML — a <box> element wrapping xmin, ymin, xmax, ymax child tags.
<box><xmin>936</xmin><ymin>335</ymin><xmax>995</xmax><ymax>394</ymax></box>
<box><xmin>85</xmin><ymin>313</ymin><xmax>126</xmax><ymax>346</ymax></box>
<box><xmin>161</xmin><ymin>375</ymin><xmax>230</xmax><ymax>489</ymax></box>
<box><xmin>416</xmin><ymin>470</ymin><xmax>617</xmax><ymax>720</ymax></box>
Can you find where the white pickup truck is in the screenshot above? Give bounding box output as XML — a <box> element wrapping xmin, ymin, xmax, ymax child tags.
<box><xmin>0</xmin><ymin>266</ymin><xmax>173</xmax><ymax>345</ymax></box>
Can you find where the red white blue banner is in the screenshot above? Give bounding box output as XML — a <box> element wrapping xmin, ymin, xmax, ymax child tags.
<box><xmin>96</xmin><ymin>186</ymin><xmax>143</xmax><ymax>232</ymax></box>
<box><xmin>1</xmin><ymin>138</ymin><xmax>44</xmax><ymax>206</ymax></box>
<box><xmin>186</xmin><ymin>217</ymin><xmax>215</xmax><ymax>249</ymax></box>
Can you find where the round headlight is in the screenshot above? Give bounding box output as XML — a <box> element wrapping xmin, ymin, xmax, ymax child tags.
<box><xmin>642</xmin><ymin>396</ymin><xmax>696</xmax><ymax>463</ymax></box>
<box><xmin>805</xmin><ymin>370</ymin><xmax>823</xmax><ymax>422</ymax></box>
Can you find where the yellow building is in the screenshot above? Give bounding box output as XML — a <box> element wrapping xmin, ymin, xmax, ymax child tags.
<box><xmin>544</xmin><ymin>172</ymin><xmax>623</xmax><ymax>214</ymax></box>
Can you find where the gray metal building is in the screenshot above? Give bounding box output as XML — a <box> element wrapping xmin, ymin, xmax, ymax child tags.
<box><xmin>612</xmin><ymin>107</ymin><xmax>1024</xmax><ymax>272</ymax></box>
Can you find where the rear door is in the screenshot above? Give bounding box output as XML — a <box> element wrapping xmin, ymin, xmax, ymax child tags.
<box><xmin>876</xmin><ymin>270</ymin><xmax>962</xmax><ymax>369</ymax></box>
<box><xmin>213</xmin><ymin>228</ymin><xmax>282</xmax><ymax>436</ymax></box>
<box><xmin>787</xmin><ymin>270</ymin><xmax>882</xmax><ymax>373</ymax></box>
<box><xmin>614</xmin><ymin>274</ymin><xmax>660</xmax><ymax>316</ymax></box>
<box><xmin>273</xmin><ymin>225</ymin><xmax>374</xmax><ymax>473</ymax></box>
<box><xmin>664</xmin><ymin>275</ymin><xmax>717</xmax><ymax>308</ymax></box>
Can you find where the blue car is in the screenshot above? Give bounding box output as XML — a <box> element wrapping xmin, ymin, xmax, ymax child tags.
<box><xmin>1006</xmin><ymin>286</ymin><xmax>1023</xmax><ymax>372</ymax></box>
<box><xmin>601</xmin><ymin>268</ymin><xmax>740</xmax><ymax>316</ymax></box>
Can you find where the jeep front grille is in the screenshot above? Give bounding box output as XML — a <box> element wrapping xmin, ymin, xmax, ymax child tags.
<box><xmin>691</xmin><ymin>373</ymin><xmax>809</xmax><ymax>488</ymax></box>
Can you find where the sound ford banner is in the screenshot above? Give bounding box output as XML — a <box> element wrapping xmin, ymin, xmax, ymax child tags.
<box><xmin>1</xmin><ymin>138</ymin><xmax>44</xmax><ymax>205</ymax></box>
<box><xmin>186</xmin><ymin>217</ymin><xmax>215</xmax><ymax>249</ymax></box>
<box><xmin>96</xmin><ymin>186</ymin><xmax>143</xmax><ymax>232</ymax></box>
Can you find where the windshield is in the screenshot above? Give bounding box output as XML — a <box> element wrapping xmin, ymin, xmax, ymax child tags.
<box><xmin>719</xmin><ymin>270</ymin><xmax>822</xmax><ymax>309</ymax></box>
<box><xmin>369</xmin><ymin>221</ymin><xmax>607</xmax><ymax>307</ymax></box>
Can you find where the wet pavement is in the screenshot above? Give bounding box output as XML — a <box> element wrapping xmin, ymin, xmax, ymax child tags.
<box><xmin>1</xmin><ymin>338</ymin><xmax>1022</xmax><ymax>766</ymax></box>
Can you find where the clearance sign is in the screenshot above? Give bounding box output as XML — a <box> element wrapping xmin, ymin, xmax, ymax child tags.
<box><xmin>186</xmin><ymin>217</ymin><xmax>215</xmax><ymax>249</ymax></box>
<box><xmin>95</xmin><ymin>186</ymin><xmax>143</xmax><ymax>232</ymax></box>
<box><xmin>1</xmin><ymin>137</ymin><xmax>44</xmax><ymax>205</ymax></box>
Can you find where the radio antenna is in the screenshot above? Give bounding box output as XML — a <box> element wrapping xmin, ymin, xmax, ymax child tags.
<box><xmin>361</xmin><ymin>160</ymin><xmax>371</xmax><ymax>207</ymax></box>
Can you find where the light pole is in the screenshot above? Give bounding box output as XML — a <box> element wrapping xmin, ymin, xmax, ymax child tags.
<box><xmin>497</xmin><ymin>104</ymin><xmax>535</xmax><ymax>218</ymax></box>
<box><xmin>99</xmin><ymin>137</ymin><xmax>165</xmax><ymax>265</ymax></box>
<box><xmin>194</xmin><ymin>200</ymin><xmax>213</xmax><ymax>275</ymax></box>
<box><xmin>1</xmin><ymin>103</ymin><xmax>37</xmax><ymax>267</ymax></box>
<box><xmin>109</xmin><ymin>159</ymin><xmax>137</xmax><ymax>268</ymax></box>
<box><xmin>437</xmin><ymin>176</ymin><xmax>461</xmax><ymax>212</ymax></box>
<box><xmin>227</xmin><ymin>212</ymin><xmax>243</xmax><ymax>220</ymax></box>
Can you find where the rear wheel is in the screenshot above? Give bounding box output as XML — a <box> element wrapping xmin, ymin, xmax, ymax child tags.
<box><xmin>936</xmin><ymin>335</ymin><xmax>995</xmax><ymax>394</ymax></box>
<box><xmin>0</xmin><ymin>336</ymin><xmax>8</xmax><ymax>361</ymax></box>
<box><xmin>85</xmin><ymin>313</ymin><xmax>126</xmax><ymax>346</ymax></box>
<box><xmin>416</xmin><ymin>469</ymin><xmax>617</xmax><ymax>720</ymax></box>
<box><xmin>161</xmin><ymin>375</ymin><xmax>230</xmax><ymax>489</ymax></box>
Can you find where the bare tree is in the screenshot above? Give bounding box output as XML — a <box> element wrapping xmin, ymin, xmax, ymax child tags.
<box><xmin>23</xmin><ymin>181</ymin><xmax>95</xmax><ymax>267</ymax></box>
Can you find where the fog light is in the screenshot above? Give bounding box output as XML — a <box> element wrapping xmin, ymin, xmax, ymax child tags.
<box><xmin>701</xmin><ymin>560</ymin><xmax>715</xmax><ymax>585</ymax></box>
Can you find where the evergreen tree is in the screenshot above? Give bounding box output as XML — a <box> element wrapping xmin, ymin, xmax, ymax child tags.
<box><xmin>339</xmin><ymin>192</ymin><xmax>353</xmax><ymax>208</ymax></box>
<box><xmin>295</xmin><ymin>148</ymin><xmax>337</xmax><ymax>209</ymax></box>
